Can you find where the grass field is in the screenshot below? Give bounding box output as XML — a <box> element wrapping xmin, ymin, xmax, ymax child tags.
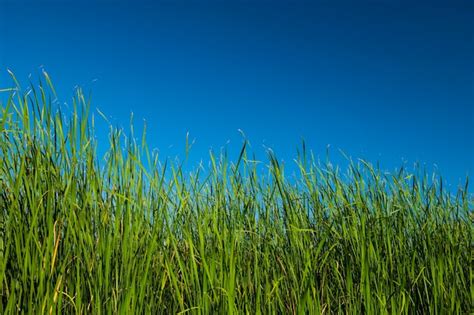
<box><xmin>0</xmin><ymin>73</ymin><xmax>472</xmax><ymax>314</ymax></box>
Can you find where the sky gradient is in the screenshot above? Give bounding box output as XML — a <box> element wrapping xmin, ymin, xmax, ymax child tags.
<box><xmin>1</xmin><ymin>0</ymin><xmax>473</xmax><ymax>188</ymax></box>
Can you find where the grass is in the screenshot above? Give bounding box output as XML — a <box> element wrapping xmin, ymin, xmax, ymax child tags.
<box><xmin>0</xmin><ymin>72</ymin><xmax>472</xmax><ymax>314</ymax></box>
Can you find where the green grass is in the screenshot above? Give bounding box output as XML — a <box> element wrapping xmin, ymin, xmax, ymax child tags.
<box><xmin>0</xmin><ymin>72</ymin><xmax>472</xmax><ymax>314</ymax></box>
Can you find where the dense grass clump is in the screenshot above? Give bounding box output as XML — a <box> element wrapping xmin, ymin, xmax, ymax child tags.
<box><xmin>0</xmin><ymin>73</ymin><xmax>472</xmax><ymax>314</ymax></box>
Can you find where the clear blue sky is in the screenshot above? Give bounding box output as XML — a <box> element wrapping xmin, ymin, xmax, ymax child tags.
<box><xmin>1</xmin><ymin>0</ymin><xmax>473</xmax><ymax>188</ymax></box>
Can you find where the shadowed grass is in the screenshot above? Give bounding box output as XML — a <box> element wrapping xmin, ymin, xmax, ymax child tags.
<box><xmin>0</xmin><ymin>73</ymin><xmax>472</xmax><ymax>314</ymax></box>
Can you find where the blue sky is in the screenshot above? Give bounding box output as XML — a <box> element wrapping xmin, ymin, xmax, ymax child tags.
<box><xmin>0</xmin><ymin>0</ymin><xmax>473</xmax><ymax>188</ymax></box>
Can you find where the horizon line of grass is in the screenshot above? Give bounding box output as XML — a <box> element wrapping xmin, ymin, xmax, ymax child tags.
<box><xmin>0</xmin><ymin>72</ymin><xmax>472</xmax><ymax>314</ymax></box>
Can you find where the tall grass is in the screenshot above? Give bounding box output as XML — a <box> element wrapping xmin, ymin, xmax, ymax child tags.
<box><xmin>0</xmin><ymin>73</ymin><xmax>472</xmax><ymax>314</ymax></box>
